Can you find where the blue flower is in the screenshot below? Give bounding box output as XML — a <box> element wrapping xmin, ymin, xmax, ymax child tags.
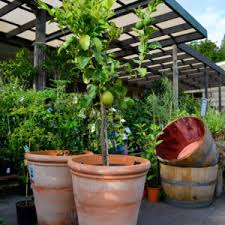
<box><xmin>47</xmin><ymin>107</ymin><xmax>53</xmax><ymax>113</ymax></box>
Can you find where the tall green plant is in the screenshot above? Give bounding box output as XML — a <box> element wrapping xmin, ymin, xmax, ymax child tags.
<box><xmin>37</xmin><ymin>0</ymin><xmax>162</xmax><ymax>165</ymax></box>
<box><xmin>204</xmin><ymin>108</ymin><xmax>225</xmax><ymax>140</ymax></box>
<box><xmin>134</xmin><ymin>123</ymin><xmax>162</xmax><ymax>186</ymax></box>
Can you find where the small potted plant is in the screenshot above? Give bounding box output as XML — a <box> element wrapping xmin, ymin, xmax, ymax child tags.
<box><xmin>135</xmin><ymin>123</ymin><xmax>163</xmax><ymax>203</ymax></box>
<box><xmin>16</xmin><ymin>167</ymin><xmax>37</xmax><ymax>225</ymax></box>
<box><xmin>146</xmin><ymin>153</ymin><xmax>161</xmax><ymax>203</ymax></box>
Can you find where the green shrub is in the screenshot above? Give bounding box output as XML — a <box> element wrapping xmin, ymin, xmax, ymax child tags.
<box><xmin>0</xmin><ymin>81</ymin><xmax>88</xmax><ymax>174</ymax></box>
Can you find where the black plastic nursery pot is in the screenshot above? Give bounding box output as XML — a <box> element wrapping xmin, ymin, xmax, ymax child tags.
<box><xmin>16</xmin><ymin>200</ymin><xmax>37</xmax><ymax>225</ymax></box>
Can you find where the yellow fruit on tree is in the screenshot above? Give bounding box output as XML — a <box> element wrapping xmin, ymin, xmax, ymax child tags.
<box><xmin>101</xmin><ymin>91</ymin><xmax>114</xmax><ymax>107</ymax></box>
<box><xmin>79</xmin><ymin>35</ymin><xmax>90</xmax><ymax>51</ymax></box>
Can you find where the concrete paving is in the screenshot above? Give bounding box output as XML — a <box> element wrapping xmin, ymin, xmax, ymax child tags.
<box><xmin>1</xmin><ymin>194</ymin><xmax>225</xmax><ymax>225</ymax></box>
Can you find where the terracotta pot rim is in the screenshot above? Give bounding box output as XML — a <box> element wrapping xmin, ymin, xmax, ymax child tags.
<box><xmin>163</xmin><ymin>116</ymin><xmax>206</xmax><ymax>131</ymax></box>
<box><xmin>68</xmin><ymin>154</ymin><xmax>150</xmax><ymax>177</ymax></box>
<box><xmin>147</xmin><ymin>186</ymin><xmax>161</xmax><ymax>190</ymax></box>
<box><xmin>25</xmin><ymin>150</ymin><xmax>92</xmax><ymax>164</ymax></box>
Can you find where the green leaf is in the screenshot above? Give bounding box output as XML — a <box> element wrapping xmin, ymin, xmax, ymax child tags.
<box><xmin>138</xmin><ymin>43</ymin><xmax>146</xmax><ymax>54</ymax></box>
<box><xmin>149</xmin><ymin>42</ymin><xmax>161</xmax><ymax>50</ymax></box>
<box><xmin>87</xmin><ymin>84</ymin><xmax>97</xmax><ymax>98</ymax></box>
<box><xmin>82</xmin><ymin>72</ymin><xmax>90</xmax><ymax>84</ymax></box>
<box><xmin>93</xmin><ymin>50</ymin><xmax>104</xmax><ymax>64</ymax></box>
<box><xmin>77</xmin><ymin>56</ymin><xmax>90</xmax><ymax>69</ymax></box>
<box><xmin>92</xmin><ymin>37</ymin><xmax>103</xmax><ymax>51</ymax></box>
<box><xmin>137</xmin><ymin>67</ymin><xmax>147</xmax><ymax>77</ymax></box>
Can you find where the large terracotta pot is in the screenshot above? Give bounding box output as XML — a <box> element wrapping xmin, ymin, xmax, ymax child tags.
<box><xmin>68</xmin><ymin>154</ymin><xmax>150</xmax><ymax>225</ymax></box>
<box><xmin>25</xmin><ymin>150</ymin><xmax>93</xmax><ymax>225</ymax></box>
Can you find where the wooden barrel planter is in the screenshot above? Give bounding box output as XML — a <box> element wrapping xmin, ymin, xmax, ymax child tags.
<box><xmin>156</xmin><ymin>116</ymin><xmax>219</xmax><ymax>167</ymax></box>
<box><xmin>160</xmin><ymin>163</ymin><xmax>218</xmax><ymax>208</ymax></box>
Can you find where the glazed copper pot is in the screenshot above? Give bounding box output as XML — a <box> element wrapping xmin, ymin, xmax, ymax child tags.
<box><xmin>25</xmin><ymin>150</ymin><xmax>93</xmax><ymax>225</ymax></box>
<box><xmin>68</xmin><ymin>154</ymin><xmax>150</xmax><ymax>225</ymax></box>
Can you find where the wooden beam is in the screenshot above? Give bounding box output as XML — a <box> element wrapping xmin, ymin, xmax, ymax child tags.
<box><xmin>0</xmin><ymin>0</ymin><xmax>23</xmax><ymax>17</ymax></box>
<box><xmin>33</xmin><ymin>9</ymin><xmax>46</xmax><ymax>91</ymax></box>
<box><xmin>6</xmin><ymin>14</ymin><xmax>51</xmax><ymax>39</ymax></box>
<box><xmin>116</xmin><ymin>32</ymin><xmax>202</xmax><ymax>59</ymax></box>
<box><xmin>218</xmin><ymin>73</ymin><xmax>222</xmax><ymax>112</ymax></box>
<box><xmin>0</xmin><ymin>0</ymin><xmax>33</xmax><ymax>12</ymax></box>
<box><xmin>0</xmin><ymin>31</ymin><xmax>32</xmax><ymax>48</ymax></box>
<box><xmin>178</xmin><ymin>44</ymin><xmax>225</xmax><ymax>77</ymax></box>
<box><xmin>46</xmin><ymin>11</ymin><xmax>178</xmax><ymax>43</ymax></box>
<box><xmin>164</xmin><ymin>0</ymin><xmax>207</xmax><ymax>38</ymax></box>
<box><xmin>203</xmin><ymin>64</ymin><xmax>208</xmax><ymax>98</ymax></box>
<box><xmin>173</xmin><ymin>44</ymin><xmax>179</xmax><ymax>109</ymax></box>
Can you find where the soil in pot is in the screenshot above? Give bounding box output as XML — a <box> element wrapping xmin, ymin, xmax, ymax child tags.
<box><xmin>147</xmin><ymin>187</ymin><xmax>161</xmax><ymax>203</ymax></box>
<box><xmin>16</xmin><ymin>200</ymin><xmax>37</xmax><ymax>225</ymax></box>
<box><xmin>25</xmin><ymin>150</ymin><xmax>93</xmax><ymax>225</ymax></box>
<box><xmin>68</xmin><ymin>154</ymin><xmax>150</xmax><ymax>225</ymax></box>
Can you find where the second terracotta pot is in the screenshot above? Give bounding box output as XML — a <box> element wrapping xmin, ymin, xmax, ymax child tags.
<box><xmin>68</xmin><ymin>154</ymin><xmax>150</xmax><ymax>225</ymax></box>
<box><xmin>25</xmin><ymin>150</ymin><xmax>93</xmax><ymax>225</ymax></box>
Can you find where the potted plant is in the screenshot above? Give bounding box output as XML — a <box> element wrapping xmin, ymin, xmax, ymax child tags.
<box><xmin>19</xmin><ymin>85</ymin><xmax>93</xmax><ymax>224</ymax></box>
<box><xmin>16</xmin><ymin>169</ymin><xmax>37</xmax><ymax>225</ymax></box>
<box><xmin>37</xmin><ymin>0</ymin><xmax>162</xmax><ymax>224</ymax></box>
<box><xmin>134</xmin><ymin>123</ymin><xmax>163</xmax><ymax>203</ymax></box>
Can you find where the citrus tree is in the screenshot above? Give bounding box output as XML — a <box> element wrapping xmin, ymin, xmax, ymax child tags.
<box><xmin>37</xmin><ymin>0</ymin><xmax>161</xmax><ymax>165</ymax></box>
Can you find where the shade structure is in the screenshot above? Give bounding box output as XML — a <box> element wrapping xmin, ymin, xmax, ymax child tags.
<box><xmin>123</xmin><ymin>43</ymin><xmax>225</xmax><ymax>90</ymax></box>
<box><xmin>0</xmin><ymin>0</ymin><xmax>225</xmax><ymax>91</ymax></box>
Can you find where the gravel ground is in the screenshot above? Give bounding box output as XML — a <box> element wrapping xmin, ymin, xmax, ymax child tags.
<box><xmin>1</xmin><ymin>194</ymin><xmax>225</xmax><ymax>225</ymax></box>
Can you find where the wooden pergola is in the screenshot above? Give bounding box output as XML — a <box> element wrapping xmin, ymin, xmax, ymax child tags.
<box><xmin>0</xmin><ymin>0</ymin><xmax>225</xmax><ymax>110</ymax></box>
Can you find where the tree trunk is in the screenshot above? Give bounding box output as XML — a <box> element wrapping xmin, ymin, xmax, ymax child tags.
<box><xmin>100</xmin><ymin>102</ymin><xmax>109</xmax><ymax>166</ymax></box>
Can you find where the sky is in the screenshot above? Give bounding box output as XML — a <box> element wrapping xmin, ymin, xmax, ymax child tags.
<box><xmin>176</xmin><ymin>0</ymin><xmax>225</xmax><ymax>46</ymax></box>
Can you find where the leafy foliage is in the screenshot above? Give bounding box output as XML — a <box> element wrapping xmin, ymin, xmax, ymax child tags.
<box><xmin>123</xmin><ymin>78</ymin><xmax>200</xmax><ymax>131</ymax></box>
<box><xmin>190</xmin><ymin>39</ymin><xmax>225</xmax><ymax>63</ymax></box>
<box><xmin>42</xmin><ymin>46</ymin><xmax>80</xmax><ymax>85</ymax></box>
<box><xmin>134</xmin><ymin>124</ymin><xmax>163</xmax><ymax>186</ymax></box>
<box><xmin>0</xmin><ymin>48</ymin><xmax>35</xmax><ymax>88</ymax></box>
<box><xmin>133</xmin><ymin>0</ymin><xmax>162</xmax><ymax>77</ymax></box>
<box><xmin>0</xmin><ymin>81</ymin><xmax>87</xmax><ymax>174</ymax></box>
<box><xmin>204</xmin><ymin>107</ymin><xmax>225</xmax><ymax>140</ymax></box>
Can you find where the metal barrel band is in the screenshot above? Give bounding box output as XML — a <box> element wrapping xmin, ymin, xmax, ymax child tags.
<box><xmin>161</xmin><ymin>177</ymin><xmax>216</xmax><ymax>187</ymax></box>
<box><xmin>166</xmin><ymin>198</ymin><xmax>213</xmax><ymax>208</ymax></box>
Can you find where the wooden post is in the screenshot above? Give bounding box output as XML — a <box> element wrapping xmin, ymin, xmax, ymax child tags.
<box><xmin>203</xmin><ymin>64</ymin><xmax>208</xmax><ymax>98</ymax></box>
<box><xmin>173</xmin><ymin>44</ymin><xmax>179</xmax><ymax>109</ymax></box>
<box><xmin>33</xmin><ymin>9</ymin><xmax>46</xmax><ymax>90</ymax></box>
<box><xmin>218</xmin><ymin>73</ymin><xmax>222</xmax><ymax>112</ymax></box>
